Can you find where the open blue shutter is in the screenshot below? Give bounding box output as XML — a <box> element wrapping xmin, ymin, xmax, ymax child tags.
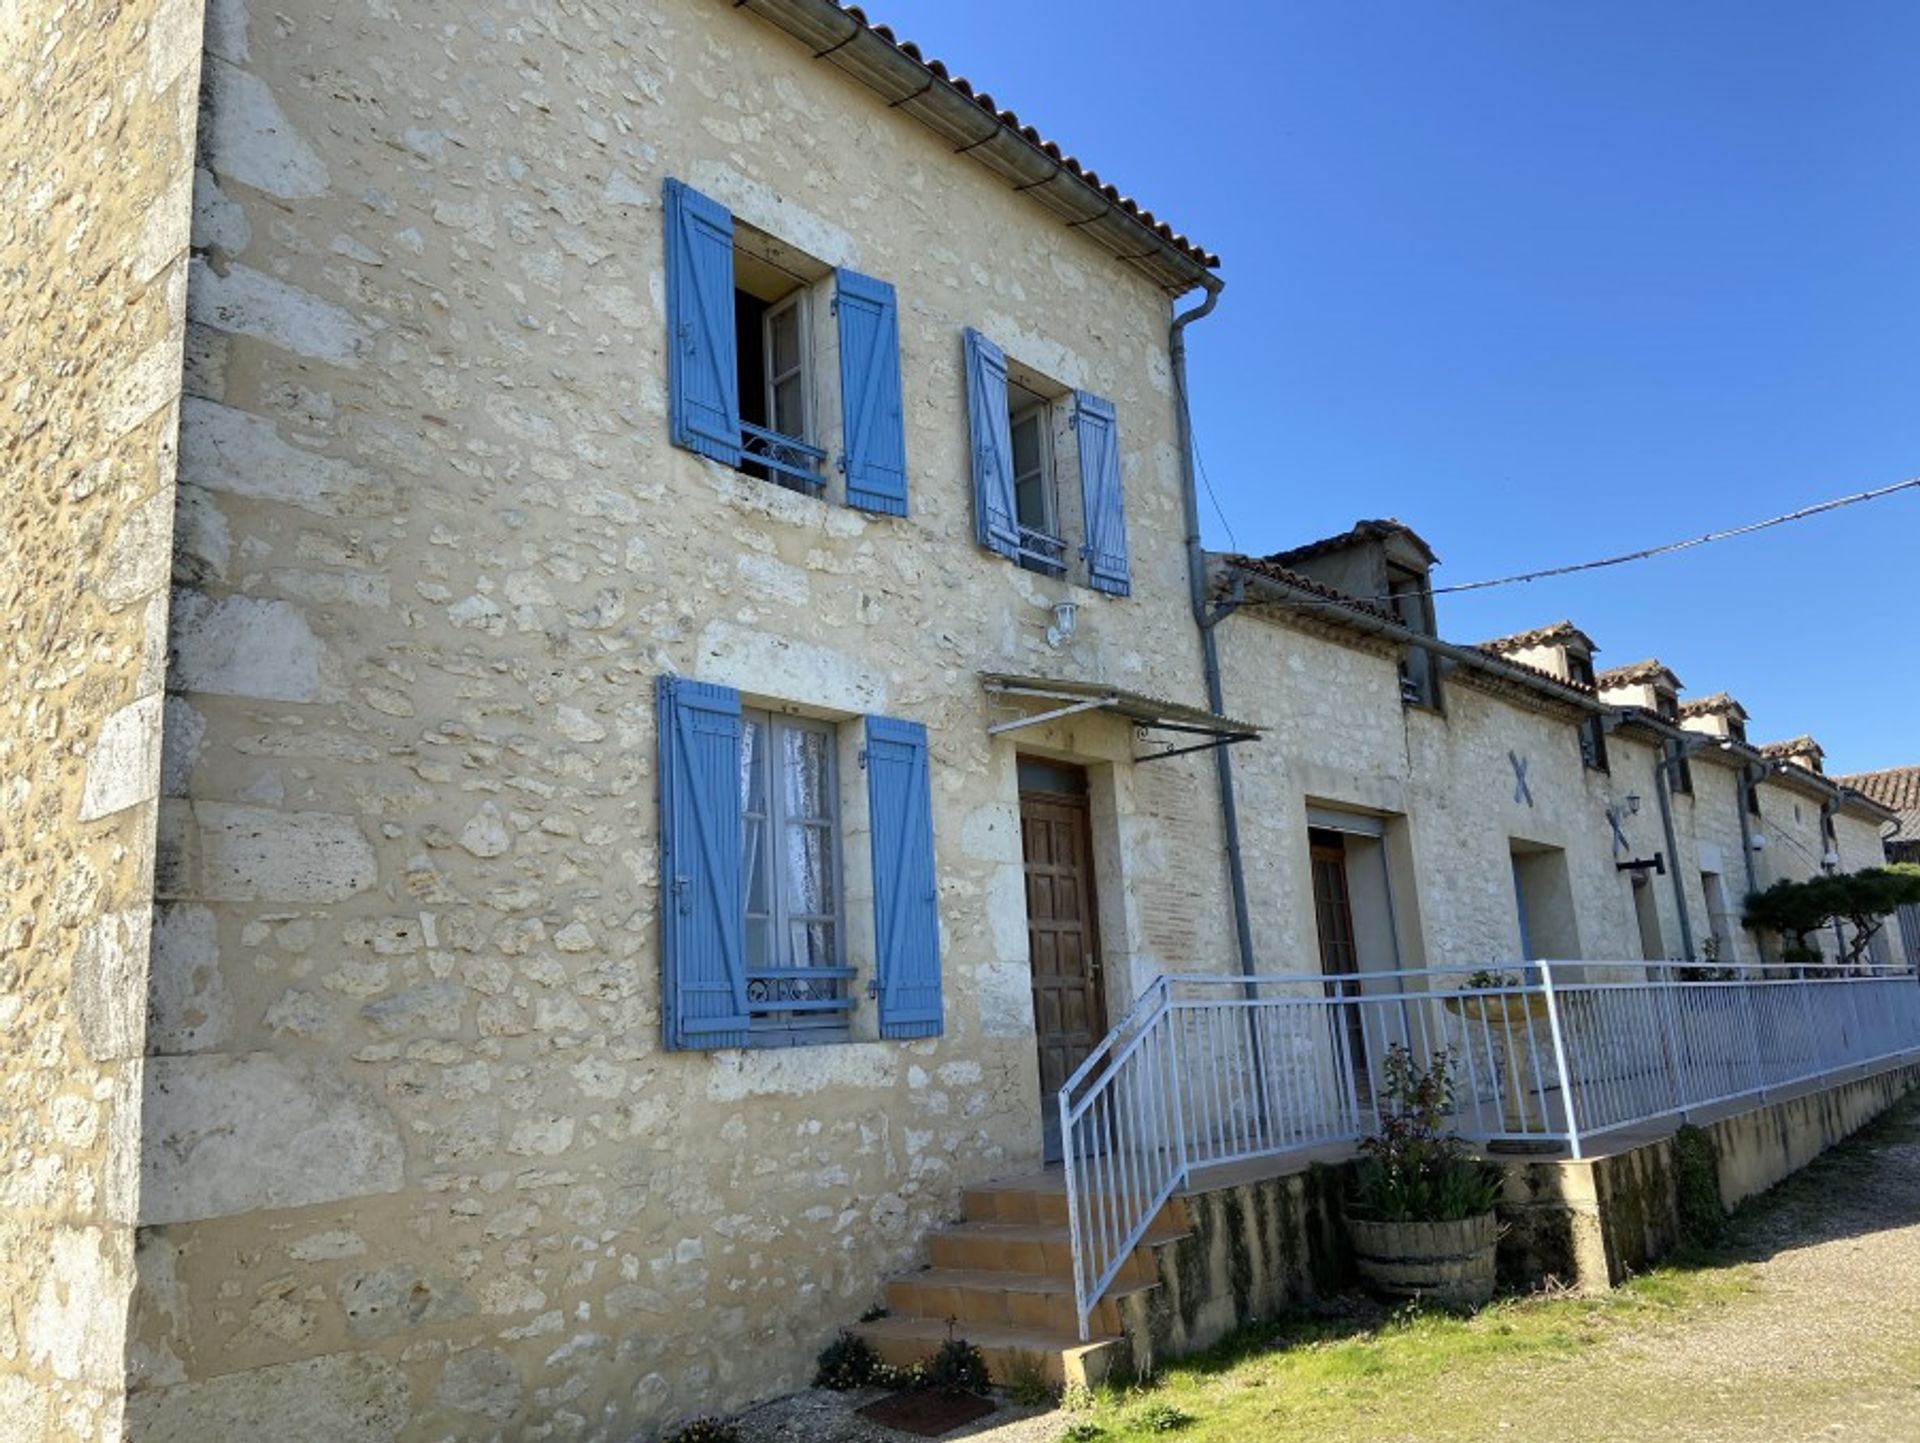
<box><xmin>836</xmin><ymin>269</ymin><xmax>908</xmax><ymax>516</ymax></box>
<box><xmin>657</xmin><ymin>675</ymin><xmax>749</xmax><ymax>1049</ymax></box>
<box><xmin>1074</xmin><ymin>390</ymin><xmax>1130</xmax><ymax>596</ymax></box>
<box><xmin>963</xmin><ymin>329</ymin><xmax>1019</xmax><ymax>560</ymax></box>
<box><xmin>663</xmin><ymin>178</ymin><xmax>741</xmax><ymax>466</ymax></box>
<box><xmin>865</xmin><ymin>715</ymin><xmax>942</xmax><ymax>1040</ymax></box>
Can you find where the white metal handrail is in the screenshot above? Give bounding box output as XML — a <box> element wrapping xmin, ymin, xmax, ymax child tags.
<box><xmin>1059</xmin><ymin>960</ymin><xmax>1920</xmax><ymax>1339</ymax></box>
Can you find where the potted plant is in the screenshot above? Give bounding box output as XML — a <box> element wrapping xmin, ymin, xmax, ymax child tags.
<box><xmin>1345</xmin><ymin>1044</ymin><xmax>1502</xmax><ymax>1309</ymax></box>
<box><xmin>1443</xmin><ymin>969</ymin><xmax>1550</xmax><ymax>1137</ymax></box>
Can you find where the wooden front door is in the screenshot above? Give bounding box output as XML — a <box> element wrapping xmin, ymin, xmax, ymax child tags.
<box><xmin>1309</xmin><ymin>828</ymin><xmax>1372</xmax><ymax>1106</ymax></box>
<box><xmin>1021</xmin><ymin>769</ymin><xmax>1105</xmax><ymax>1160</ymax></box>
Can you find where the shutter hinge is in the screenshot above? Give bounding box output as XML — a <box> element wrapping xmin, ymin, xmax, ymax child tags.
<box><xmin>867</xmin><ymin>975</ymin><xmax>880</xmax><ymax>999</ymax></box>
<box><xmin>857</xmin><ymin>747</ymin><xmax>868</xmax><ymax>771</ymax></box>
<box><xmin>837</xmin><ymin>452</ymin><xmax>848</xmax><ymax>474</ymax></box>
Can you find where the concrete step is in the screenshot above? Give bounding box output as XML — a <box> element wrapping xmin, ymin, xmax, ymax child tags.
<box><xmin>962</xmin><ymin>1178</ymin><xmax>1191</xmax><ymax>1233</ymax></box>
<box><xmin>885</xmin><ymin>1266</ymin><xmax>1151</xmax><ymax>1337</ymax></box>
<box><xmin>924</xmin><ymin>1218</ymin><xmax>1185</xmax><ymax>1283</ymax></box>
<box><xmin>850</xmin><ymin>1313</ymin><xmax>1125</xmax><ymax>1390</ymax></box>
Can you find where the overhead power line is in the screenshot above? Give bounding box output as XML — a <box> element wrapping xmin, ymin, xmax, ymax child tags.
<box><xmin>1427</xmin><ymin>476</ymin><xmax>1920</xmax><ymax>598</ymax></box>
<box><xmin>1241</xmin><ymin>475</ymin><xmax>1919</xmax><ymax>611</ymax></box>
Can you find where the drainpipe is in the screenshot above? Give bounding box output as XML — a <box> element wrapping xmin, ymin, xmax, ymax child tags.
<box><xmin>1651</xmin><ymin>745</ymin><xmax>1698</xmax><ymax>963</ymax></box>
<box><xmin>1735</xmin><ymin>761</ymin><xmax>1766</xmax><ymax>962</ymax></box>
<box><xmin>1170</xmin><ymin>278</ymin><xmax>1256</xmax><ymax>983</ymax></box>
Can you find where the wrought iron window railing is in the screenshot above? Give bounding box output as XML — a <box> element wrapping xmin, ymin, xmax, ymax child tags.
<box><xmin>740</xmin><ymin>421</ymin><xmax>828</xmax><ymax>492</ymax></box>
<box><xmin>746</xmin><ymin>966</ymin><xmax>856</xmax><ymax>1038</ymax></box>
<box><xmin>1015</xmin><ymin>526</ymin><xmax>1068</xmax><ymax>576</ymax></box>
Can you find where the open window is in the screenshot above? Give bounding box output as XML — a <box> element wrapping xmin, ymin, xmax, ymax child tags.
<box><xmin>964</xmin><ymin>328</ymin><xmax>1130</xmax><ymax>595</ymax></box>
<box><xmin>733</xmin><ymin>234</ymin><xmax>829</xmax><ymax>494</ymax></box>
<box><xmin>664</xmin><ymin>178</ymin><xmax>908</xmax><ymax>516</ymax></box>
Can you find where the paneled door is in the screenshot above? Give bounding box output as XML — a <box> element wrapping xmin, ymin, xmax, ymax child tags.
<box><xmin>1310</xmin><ymin>829</ymin><xmax>1372</xmax><ymax>1109</ymax></box>
<box><xmin>1021</xmin><ymin>773</ymin><xmax>1105</xmax><ymax>1162</ymax></box>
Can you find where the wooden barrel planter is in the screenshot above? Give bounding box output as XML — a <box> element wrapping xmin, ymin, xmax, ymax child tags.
<box><xmin>1346</xmin><ymin>1212</ymin><xmax>1498</xmax><ymax>1310</ymax></box>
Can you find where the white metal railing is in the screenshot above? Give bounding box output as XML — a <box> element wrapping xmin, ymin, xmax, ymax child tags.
<box><xmin>1058</xmin><ymin>960</ymin><xmax>1920</xmax><ymax>1339</ymax></box>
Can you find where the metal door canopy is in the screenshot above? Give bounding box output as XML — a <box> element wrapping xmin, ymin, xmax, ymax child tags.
<box><xmin>981</xmin><ymin>672</ymin><xmax>1261</xmax><ymax>762</ymax></box>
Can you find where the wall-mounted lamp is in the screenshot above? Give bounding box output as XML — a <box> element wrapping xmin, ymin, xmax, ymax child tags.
<box><xmin>1625</xmin><ymin>793</ymin><xmax>1642</xmax><ymax>815</ymax></box>
<box><xmin>1046</xmin><ymin>598</ymin><xmax>1079</xmax><ymax>649</ymax></box>
<box><xmin>1822</xmin><ymin>849</ymin><xmax>1840</xmax><ymax>869</ymax></box>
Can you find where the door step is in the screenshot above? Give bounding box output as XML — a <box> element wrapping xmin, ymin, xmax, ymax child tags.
<box><xmin>851</xmin><ymin>1174</ymin><xmax>1188</xmax><ymax>1390</ymax></box>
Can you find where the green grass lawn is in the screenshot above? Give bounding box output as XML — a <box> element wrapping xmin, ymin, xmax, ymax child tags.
<box><xmin>1056</xmin><ymin>1097</ymin><xmax>1920</xmax><ymax>1443</ymax></box>
<box><xmin>1062</xmin><ymin>1267</ymin><xmax>1757</xmax><ymax>1442</ymax></box>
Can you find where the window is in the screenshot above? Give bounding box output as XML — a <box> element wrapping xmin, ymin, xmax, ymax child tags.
<box><xmin>735</xmin><ymin>280</ymin><xmax>819</xmax><ymax>493</ymax></box>
<box><xmin>656</xmin><ymin>677</ymin><xmax>942</xmax><ymax>1051</ymax></box>
<box><xmin>964</xmin><ymin>327</ymin><xmax>1130</xmax><ymax>595</ymax></box>
<box><xmin>739</xmin><ymin>709</ymin><xmax>848</xmax><ymax>1040</ymax></box>
<box><xmin>1568</xmin><ymin>652</ymin><xmax>1608</xmax><ymax>771</ymax></box>
<box><xmin>664</xmin><ymin>178</ymin><xmax>908</xmax><ymax>515</ymax></box>
<box><xmin>1008</xmin><ymin>393</ymin><xmax>1064</xmax><ymax>573</ymax></box>
<box><xmin>1656</xmin><ymin>694</ymin><xmax>1692</xmax><ymax>793</ymax></box>
<box><xmin>1388</xmin><ymin>568</ymin><xmax>1438</xmax><ymax>709</ymax></box>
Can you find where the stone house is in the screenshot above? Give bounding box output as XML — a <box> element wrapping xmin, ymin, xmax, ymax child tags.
<box><xmin>4</xmin><ymin>2</ymin><xmax>1912</xmax><ymax>1441</ymax></box>
<box><xmin>1209</xmin><ymin>535</ymin><xmax>1904</xmax><ymax>981</ymax></box>
<box><xmin>10</xmin><ymin>0</ymin><xmax>1252</xmax><ymax>1438</ymax></box>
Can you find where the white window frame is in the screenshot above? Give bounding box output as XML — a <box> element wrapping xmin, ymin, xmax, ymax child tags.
<box><xmin>761</xmin><ymin>289</ymin><xmax>812</xmax><ymax>448</ymax></box>
<box><xmin>740</xmin><ymin>708</ymin><xmax>850</xmax><ymax>1042</ymax></box>
<box><xmin>1005</xmin><ymin>391</ymin><xmax>1066</xmax><ymax>576</ymax></box>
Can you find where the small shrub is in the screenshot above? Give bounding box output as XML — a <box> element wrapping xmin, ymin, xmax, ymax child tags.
<box><xmin>1059</xmin><ymin>1381</ymin><xmax>1097</xmax><ymax>1413</ymax></box>
<box><xmin>857</xmin><ymin>1302</ymin><xmax>889</xmax><ymax>1322</ymax></box>
<box><xmin>1061</xmin><ymin>1422</ymin><xmax>1107</xmax><ymax>1442</ymax></box>
<box><xmin>1349</xmin><ymin>1046</ymin><xmax>1501</xmax><ymax>1223</ymax></box>
<box><xmin>872</xmin><ymin>1358</ymin><xmax>926</xmax><ymax>1392</ymax></box>
<box><xmin>811</xmin><ymin>1330</ymin><xmax>881</xmax><ymax>1391</ymax></box>
<box><xmin>1000</xmin><ymin>1350</ymin><xmax>1055</xmax><ymax>1407</ymax></box>
<box><xmin>925</xmin><ymin>1336</ymin><xmax>992</xmax><ymax>1396</ymax></box>
<box><xmin>1672</xmin><ymin>1124</ymin><xmax>1725</xmax><ymax>1249</ymax></box>
<box><xmin>662</xmin><ymin>1418</ymin><xmax>739</xmax><ymax>1443</ymax></box>
<box><xmin>1133</xmin><ymin>1399</ymin><xmax>1192</xmax><ymax>1433</ymax></box>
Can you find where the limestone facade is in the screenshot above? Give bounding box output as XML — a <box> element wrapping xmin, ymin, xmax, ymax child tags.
<box><xmin>2</xmin><ymin>2</ymin><xmax>204</xmax><ymax>1439</ymax></box>
<box><xmin>5</xmin><ymin>2</ymin><xmax>1909</xmax><ymax>1440</ymax></box>
<box><xmin>128</xmin><ymin>0</ymin><xmax>1233</xmax><ymax>1437</ymax></box>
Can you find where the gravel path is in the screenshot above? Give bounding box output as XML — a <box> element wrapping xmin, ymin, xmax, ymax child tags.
<box><xmin>735</xmin><ymin>1100</ymin><xmax>1920</xmax><ymax>1443</ymax></box>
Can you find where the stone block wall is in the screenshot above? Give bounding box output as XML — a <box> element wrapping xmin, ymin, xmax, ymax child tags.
<box><xmin>0</xmin><ymin>2</ymin><xmax>204</xmax><ymax>1439</ymax></box>
<box><xmin>130</xmin><ymin>1</ymin><xmax>1234</xmax><ymax>1438</ymax></box>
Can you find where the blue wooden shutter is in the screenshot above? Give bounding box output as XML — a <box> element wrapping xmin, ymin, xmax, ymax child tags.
<box><xmin>657</xmin><ymin>675</ymin><xmax>749</xmax><ymax>1049</ymax></box>
<box><xmin>663</xmin><ymin>178</ymin><xmax>741</xmax><ymax>466</ymax></box>
<box><xmin>865</xmin><ymin>715</ymin><xmax>942</xmax><ymax>1040</ymax></box>
<box><xmin>963</xmin><ymin>329</ymin><xmax>1019</xmax><ymax>560</ymax></box>
<box><xmin>836</xmin><ymin>269</ymin><xmax>909</xmax><ymax>516</ymax></box>
<box><xmin>1074</xmin><ymin>390</ymin><xmax>1130</xmax><ymax>596</ymax></box>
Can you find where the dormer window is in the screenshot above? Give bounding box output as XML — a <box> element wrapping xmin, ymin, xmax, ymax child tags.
<box><xmin>1567</xmin><ymin>651</ymin><xmax>1608</xmax><ymax>772</ymax></box>
<box><xmin>1656</xmin><ymin>693</ymin><xmax>1693</xmax><ymax>794</ymax></box>
<box><xmin>1388</xmin><ymin>566</ymin><xmax>1439</xmax><ymax>709</ymax></box>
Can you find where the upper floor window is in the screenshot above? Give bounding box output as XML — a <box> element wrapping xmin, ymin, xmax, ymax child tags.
<box><xmin>664</xmin><ymin>178</ymin><xmax>908</xmax><ymax>516</ymax></box>
<box><xmin>964</xmin><ymin>327</ymin><xmax>1131</xmax><ymax>596</ymax></box>
<box><xmin>1567</xmin><ymin>652</ymin><xmax>1608</xmax><ymax>771</ymax></box>
<box><xmin>1388</xmin><ymin>567</ymin><xmax>1439</xmax><ymax>709</ymax></box>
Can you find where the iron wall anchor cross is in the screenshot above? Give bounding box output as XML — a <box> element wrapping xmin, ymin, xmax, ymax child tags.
<box><xmin>1509</xmin><ymin>750</ymin><xmax>1534</xmax><ymax>807</ymax></box>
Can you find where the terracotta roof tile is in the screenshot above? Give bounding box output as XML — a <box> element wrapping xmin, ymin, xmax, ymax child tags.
<box><xmin>1218</xmin><ymin>553</ymin><xmax>1398</xmax><ymax>622</ymax></box>
<box><xmin>1263</xmin><ymin>518</ymin><xmax>1439</xmax><ymax>569</ymax></box>
<box><xmin>1677</xmin><ymin>692</ymin><xmax>1748</xmax><ymax>721</ymax></box>
<box><xmin>1836</xmin><ymin>765</ymin><xmax>1920</xmax><ymax>829</ymax></box>
<box><xmin>1480</xmin><ymin>620</ymin><xmax>1597</xmax><ymax>657</ymax></box>
<box><xmin>1595</xmin><ymin>658</ymin><xmax>1684</xmax><ymax>691</ymax></box>
<box><xmin>751</xmin><ymin>3</ymin><xmax>1219</xmax><ymax>277</ymax></box>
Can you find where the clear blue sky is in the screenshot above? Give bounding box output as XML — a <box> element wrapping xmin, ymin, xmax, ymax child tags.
<box><xmin>882</xmin><ymin>2</ymin><xmax>1919</xmax><ymax>773</ymax></box>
